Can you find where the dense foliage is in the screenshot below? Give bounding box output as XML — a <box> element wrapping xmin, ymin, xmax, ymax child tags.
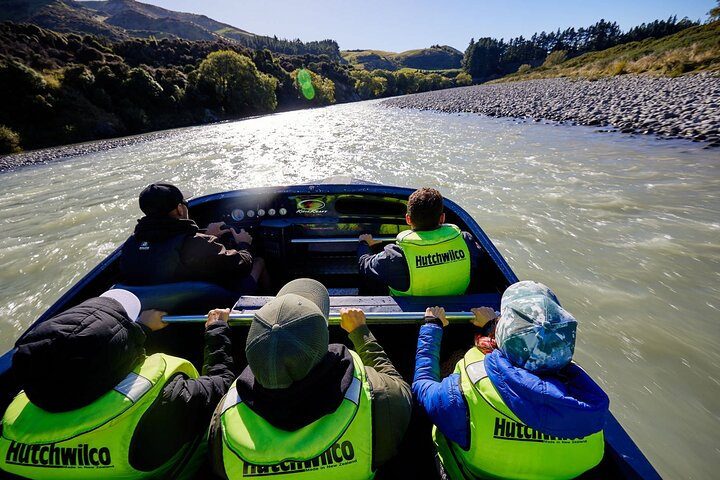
<box><xmin>0</xmin><ymin>22</ymin><xmax>473</xmax><ymax>153</ymax></box>
<box><xmin>463</xmin><ymin>16</ymin><xmax>700</xmax><ymax>80</ymax></box>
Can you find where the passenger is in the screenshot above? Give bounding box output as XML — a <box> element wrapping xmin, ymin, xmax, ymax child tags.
<box><xmin>0</xmin><ymin>289</ymin><xmax>235</xmax><ymax>479</ymax></box>
<box><xmin>120</xmin><ymin>182</ymin><xmax>269</xmax><ymax>292</ymax></box>
<box><xmin>357</xmin><ymin>187</ymin><xmax>483</xmax><ymax>296</ymax></box>
<box><xmin>413</xmin><ymin>281</ymin><xmax>609</xmax><ymax>480</ymax></box>
<box><xmin>208</xmin><ymin>278</ymin><xmax>412</xmax><ymax>479</ymax></box>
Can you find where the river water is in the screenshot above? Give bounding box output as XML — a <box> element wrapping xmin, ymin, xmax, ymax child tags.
<box><xmin>1</xmin><ymin>100</ymin><xmax>718</xmax><ymax>478</ymax></box>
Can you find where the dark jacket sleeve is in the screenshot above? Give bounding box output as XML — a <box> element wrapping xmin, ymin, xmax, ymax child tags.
<box><xmin>412</xmin><ymin>323</ymin><xmax>470</xmax><ymax>449</ymax></box>
<box><xmin>357</xmin><ymin>242</ymin><xmax>410</xmax><ymax>292</ymax></box>
<box><xmin>130</xmin><ymin>322</ymin><xmax>235</xmax><ymax>471</ymax></box>
<box><xmin>181</xmin><ymin>233</ymin><xmax>254</xmax><ymax>277</ymax></box>
<box><xmin>348</xmin><ymin>324</ymin><xmax>412</xmax><ymax>469</ymax></box>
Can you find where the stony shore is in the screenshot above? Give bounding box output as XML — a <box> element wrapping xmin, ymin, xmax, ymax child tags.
<box><xmin>0</xmin><ymin>129</ymin><xmax>186</xmax><ymax>173</ymax></box>
<box><xmin>382</xmin><ymin>73</ymin><xmax>720</xmax><ymax>146</ymax></box>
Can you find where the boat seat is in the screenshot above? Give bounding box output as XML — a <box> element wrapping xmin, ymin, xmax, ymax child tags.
<box><xmin>112</xmin><ymin>281</ymin><xmax>239</xmax><ymax>314</ymax></box>
<box><xmin>233</xmin><ymin>293</ymin><xmax>502</xmax><ymax>314</ymax></box>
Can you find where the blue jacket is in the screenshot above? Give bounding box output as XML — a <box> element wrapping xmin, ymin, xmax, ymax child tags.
<box><xmin>412</xmin><ymin>324</ymin><xmax>609</xmax><ymax>450</ymax></box>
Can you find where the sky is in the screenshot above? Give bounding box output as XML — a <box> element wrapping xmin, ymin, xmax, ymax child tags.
<box><xmin>135</xmin><ymin>0</ymin><xmax>715</xmax><ymax>52</ymax></box>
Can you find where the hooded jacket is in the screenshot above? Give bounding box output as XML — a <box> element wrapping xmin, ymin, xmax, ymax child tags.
<box><xmin>9</xmin><ymin>296</ymin><xmax>236</xmax><ymax>472</ymax></box>
<box><xmin>120</xmin><ymin>216</ymin><xmax>253</xmax><ymax>289</ymax></box>
<box><xmin>412</xmin><ymin>323</ymin><xmax>608</xmax><ymax>450</ymax></box>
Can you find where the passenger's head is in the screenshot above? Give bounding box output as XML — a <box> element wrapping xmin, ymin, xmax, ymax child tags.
<box><xmin>407</xmin><ymin>187</ymin><xmax>445</xmax><ymax>231</ymax></box>
<box><xmin>12</xmin><ymin>290</ymin><xmax>146</xmax><ymax>412</ymax></box>
<box><xmin>495</xmin><ymin>281</ymin><xmax>577</xmax><ymax>374</ymax></box>
<box><xmin>138</xmin><ymin>183</ymin><xmax>190</xmax><ymax>218</ymax></box>
<box><xmin>245</xmin><ymin>278</ymin><xmax>330</xmax><ymax>389</ymax></box>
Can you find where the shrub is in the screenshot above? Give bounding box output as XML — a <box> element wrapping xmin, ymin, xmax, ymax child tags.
<box><xmin>543</xmin><ymin>50</ymin><xmax>567</xmax><ymax>67</ymax></box>
<box><xmin>0</xmin><ymin>125</ymin><xmax>22</xmax><ymax>154</ymax></box>
<box><xmin>517</xmin><ymin>64</ymin><xmax>532</xmax><ymax>74</ymax></box>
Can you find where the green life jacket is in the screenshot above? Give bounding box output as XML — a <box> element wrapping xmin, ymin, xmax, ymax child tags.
<box><xmin>0</xmin><ymin>353</ymin><xmax>200</xmax><ymax>480</ymax></box>
<box><xmin>389</xmin><ymin>224</ymin><xmax>471</xmax><ymax>296</ymax></box>
<box><xmin>219</xmin><ymin>349</ymin><xmax>375</xmax><ymax>480</ymax></box>
<box><xmin>434</xmin><ymin>348</ymin><xmax>604</xmax><ymax>480</ymax></box>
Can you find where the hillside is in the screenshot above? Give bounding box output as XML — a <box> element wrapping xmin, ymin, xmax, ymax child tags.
<box><xmin>498</xmin><ymin>20</ymin><xmax>720</xmax><ymax>82</ymax></box>
<box><xmin>341</xmin><ymin>45</ymin><xmax>462</xmax><ymax>71</ymax></box>
<box><xmin>0</xmin><ymin>0</ymin><xmax>341</xmax><ymax>59</ymax></box>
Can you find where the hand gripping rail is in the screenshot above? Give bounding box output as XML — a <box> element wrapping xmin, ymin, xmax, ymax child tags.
<box><xmin>163</xmin><ymin>311</ymin><xmax>478</xmax><ymax>326</ymax></box>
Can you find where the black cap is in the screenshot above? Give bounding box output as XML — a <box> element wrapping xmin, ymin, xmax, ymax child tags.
<box><xmin>138</xmin><ymin>183</ymin><xmax>191</xmax><ymax>216</ymax></box>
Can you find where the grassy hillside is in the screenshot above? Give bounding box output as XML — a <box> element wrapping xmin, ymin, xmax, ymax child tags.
<box><xmin>499</xmin><ymin>20</ymin><xmax>720</xmax><ymax>82</ymax></box>
<box><xmin>341</xmin><ymin>45</ymin><xmax>462</xmax><ymax>71</ymax></box>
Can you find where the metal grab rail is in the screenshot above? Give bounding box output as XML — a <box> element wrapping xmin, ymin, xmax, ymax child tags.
<box><xmin>290</xmin><ymin>237</ymin><xmax>396</xmax><ymax>244</ymax></box>
<box><xmin>163</xmin><ymin>311</ymin><xmax>478</xmax><ymax>326</ymax></box>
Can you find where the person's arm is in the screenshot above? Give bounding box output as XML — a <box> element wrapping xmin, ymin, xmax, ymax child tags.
<box><xmin>357</xmin><ymin>242</ymin><xmax>410</xmax><ymax>291</ymax></box>
<box><xmin>412</xmin><ymin>307</ymin><xmax>471</xmax><ymax>449</ymax></box>
<box><xmin>131</xmin><ymin>309</ymin><xmax>236</xmax><ymax>470</ymax></box>
<box><xmin>340</xmin><ymin>308</ymin><xmax>412</xmax><ymax>468</ymax></box>
<box><xmin>182</xmin><ymin>233</ymin><xmax>254</xmax><ymax>276</ymax></box>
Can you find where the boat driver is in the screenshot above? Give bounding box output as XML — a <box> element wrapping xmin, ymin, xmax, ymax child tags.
<box><xmin>120</xmin><ymin>182</ymin><xmax>269</xmax><ymax>292</ymax></box>
<box><xmin>357</xmin><ymin>187</ymin><xmax>483</xmax><ymax>295</ymax></box>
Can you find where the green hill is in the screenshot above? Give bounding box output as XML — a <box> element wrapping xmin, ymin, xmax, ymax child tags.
<box><xmin>341</xmin><ymin>45</ymin><xmax>462</xmax><ymax>71</ymax></box>
<box><xmin>499</xmin><ymin>20</ymin><xmax>720</xmax><ymax>82</ymax></box>
<box><xmin>1</xmin><ymin>0</ymin><xmax>341</xmax><ymax>59</ymax></box>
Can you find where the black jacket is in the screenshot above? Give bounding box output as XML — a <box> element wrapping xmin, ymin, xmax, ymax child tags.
<box><xmin>120</xmin><ymin>216</ymin><xmax>254</xmax><ymax>289</ymax></box>
<box><xmin>12</xmin><ymin>297</ymin><xmax>236</xmax><ymax>472</ymax></box>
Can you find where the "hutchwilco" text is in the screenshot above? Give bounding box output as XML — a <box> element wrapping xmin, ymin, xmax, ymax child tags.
<box><xmin>415</xmin><ymin>249</ymin><xmax>466</xmax><ymax>269</ymax></box>
<box><xmin>5</xmin><ymin>441</ymin><xmax>112</xmax><ymax>468</ymax></box>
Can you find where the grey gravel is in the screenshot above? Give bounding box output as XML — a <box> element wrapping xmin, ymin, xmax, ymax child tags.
<box><xmin>0</xmin><ymin>129</ymin><xmax>186</xmax><ymax>173</ymax></box>
<box><xmin>381</xmin><ymin>73</ymin><xmax>720</xmax><ymax>147</ymax></box>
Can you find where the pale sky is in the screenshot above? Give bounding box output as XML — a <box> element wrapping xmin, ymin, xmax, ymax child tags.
<box><xmin>130</xmin><ymin>0</ymin><xmax>714</xmax><ymax>52</ymax></box>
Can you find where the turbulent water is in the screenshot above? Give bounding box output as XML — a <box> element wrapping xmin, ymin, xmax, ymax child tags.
<box><xmin>1</xmin><ymin>100</ymin><xmax>718</xmax><ymax>479</ymax></box>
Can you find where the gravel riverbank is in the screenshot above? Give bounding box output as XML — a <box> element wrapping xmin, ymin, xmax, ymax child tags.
<box><xmin>382</xmin><ymin>73</ymin><xmax>720</xmax><ymax>146</ymax></box>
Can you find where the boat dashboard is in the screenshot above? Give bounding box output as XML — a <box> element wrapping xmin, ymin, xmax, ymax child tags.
<box><xmin>188</xmin><ymin>188</ymin><xmax>506</xmax><ymax>294</ymax></box>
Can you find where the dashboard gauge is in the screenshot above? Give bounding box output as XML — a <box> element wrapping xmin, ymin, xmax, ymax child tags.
<box><xmin>231</xmin><ymin>209</ymin><xmax>244</xmax><ymax>221</ymax></box>
<box><xmin>247</xmin><ymin>210</ymin><xmax>256</xmax><ymax>218</ymax></box>
<box><xmin>279</xmin><ymin>208</ymin><xmax>287</xmax><ymax>216</ymax></box>
<box><xmin>257</xmin><ymin>209</ymin><xmax>266</xmax><ymax>217</ymax></box>
<box><xmin>268</xmin><ymin>208</ymin><xmax>276</xmax><ymax>216</ymax></box>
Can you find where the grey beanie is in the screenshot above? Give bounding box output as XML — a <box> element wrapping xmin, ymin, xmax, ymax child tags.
<box><xmin>245</xmin><ymin>278</ymin><xmax>330</xmax><ymax>389</ymax></box>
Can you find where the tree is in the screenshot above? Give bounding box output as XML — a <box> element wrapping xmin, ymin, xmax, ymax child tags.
<box><xmin>192</xmin><ymin>50</ymin><xmax>277</xmax><ymax>114</ymax></box>
<box><xmin>463</xmin><ymin>37</ymin><xmax>502</xmax><ymax>79</ymax></box>
<box><xmin>710</xmin><ymin>1</ymin><xmax>720</xmax><ymax>21</ymax></box>
<box><xmin>292</xmin><ymin>68</ymin><xmax>335</xmax><ymax>105</ymax></box>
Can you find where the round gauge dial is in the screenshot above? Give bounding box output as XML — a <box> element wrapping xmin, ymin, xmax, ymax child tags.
<box><xmin>231</xmin><ymin>209</ymin><xmax>244</xmax><ymax>221</ymax></box>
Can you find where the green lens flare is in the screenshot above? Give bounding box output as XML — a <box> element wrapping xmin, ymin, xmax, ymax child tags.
<box><xmin>298</xmin><ymin>69</ymin><xmax>315</xmax><ymax>100</ymax></box>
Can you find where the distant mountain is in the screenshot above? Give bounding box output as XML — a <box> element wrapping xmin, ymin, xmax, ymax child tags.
<box><xmin>1</xmin><ymin>0</ymin><xmax>341</xmax><ymax>59</ymax></box>
<box><xmin>341</xmin><ymin>45</ymin><xmax>463</xmax><ymax>71</ymax></box>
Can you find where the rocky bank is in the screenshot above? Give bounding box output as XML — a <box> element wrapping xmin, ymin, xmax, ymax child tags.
<box><xmin>382</xmin><ymin>73</ymin><xmax>720</xmax><ymax>146</ymax></box>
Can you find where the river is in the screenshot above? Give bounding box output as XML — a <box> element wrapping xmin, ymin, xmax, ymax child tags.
<box><xmin>1</xmin><ymin>100</ymin><xmax>718</xmax><ymax>478</ymax></box>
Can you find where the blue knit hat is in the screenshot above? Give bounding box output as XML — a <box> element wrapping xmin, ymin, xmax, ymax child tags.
<box><xmin>495</xmin><ymin>281</ymin><xmax>577</xmax><ymax>373</ymax></box>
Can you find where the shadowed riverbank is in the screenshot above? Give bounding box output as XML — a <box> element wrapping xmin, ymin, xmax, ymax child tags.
<box><xmin>382</xmin><ymin>73</ymin><xmax>720</xmax><ymax>146</ymax></box>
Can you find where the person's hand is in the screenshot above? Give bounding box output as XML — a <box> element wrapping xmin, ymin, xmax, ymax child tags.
<box><xmin>205</xmin><ymin>222</ymin><xmax>228</xmax><ymax>237</ymax></box>
<box><xmin>425</xmin><ymin>306</ymin><xmax>448</xmax><ymax>326</ymax></box>
<box><xmin>471</xmin><ymin>307</ymin><xmax>497</xmax><ymax>328</ymax></box>
<box><xmin>137</xmin><ymin>309</ymin><xmax>168</xmax><ymax>332</ymax></box>
<box><xmin>206</xmin><ymin>308</ymin><xmax>230</xmax><ymax>328</ymax></box>
<box><xmin>232</xmin><ymin>228</ymin><xmax>253</xmax><ymax>245</ymax></box>
<box><xmin>359</xmin><ymin>234</ymin><xmax>382</xmax><ymax>247</ymax></box>
<box><xmin>340</xmin><ymin>307</ymin><xmax>367</xmax><ymax>333</ymax></box>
